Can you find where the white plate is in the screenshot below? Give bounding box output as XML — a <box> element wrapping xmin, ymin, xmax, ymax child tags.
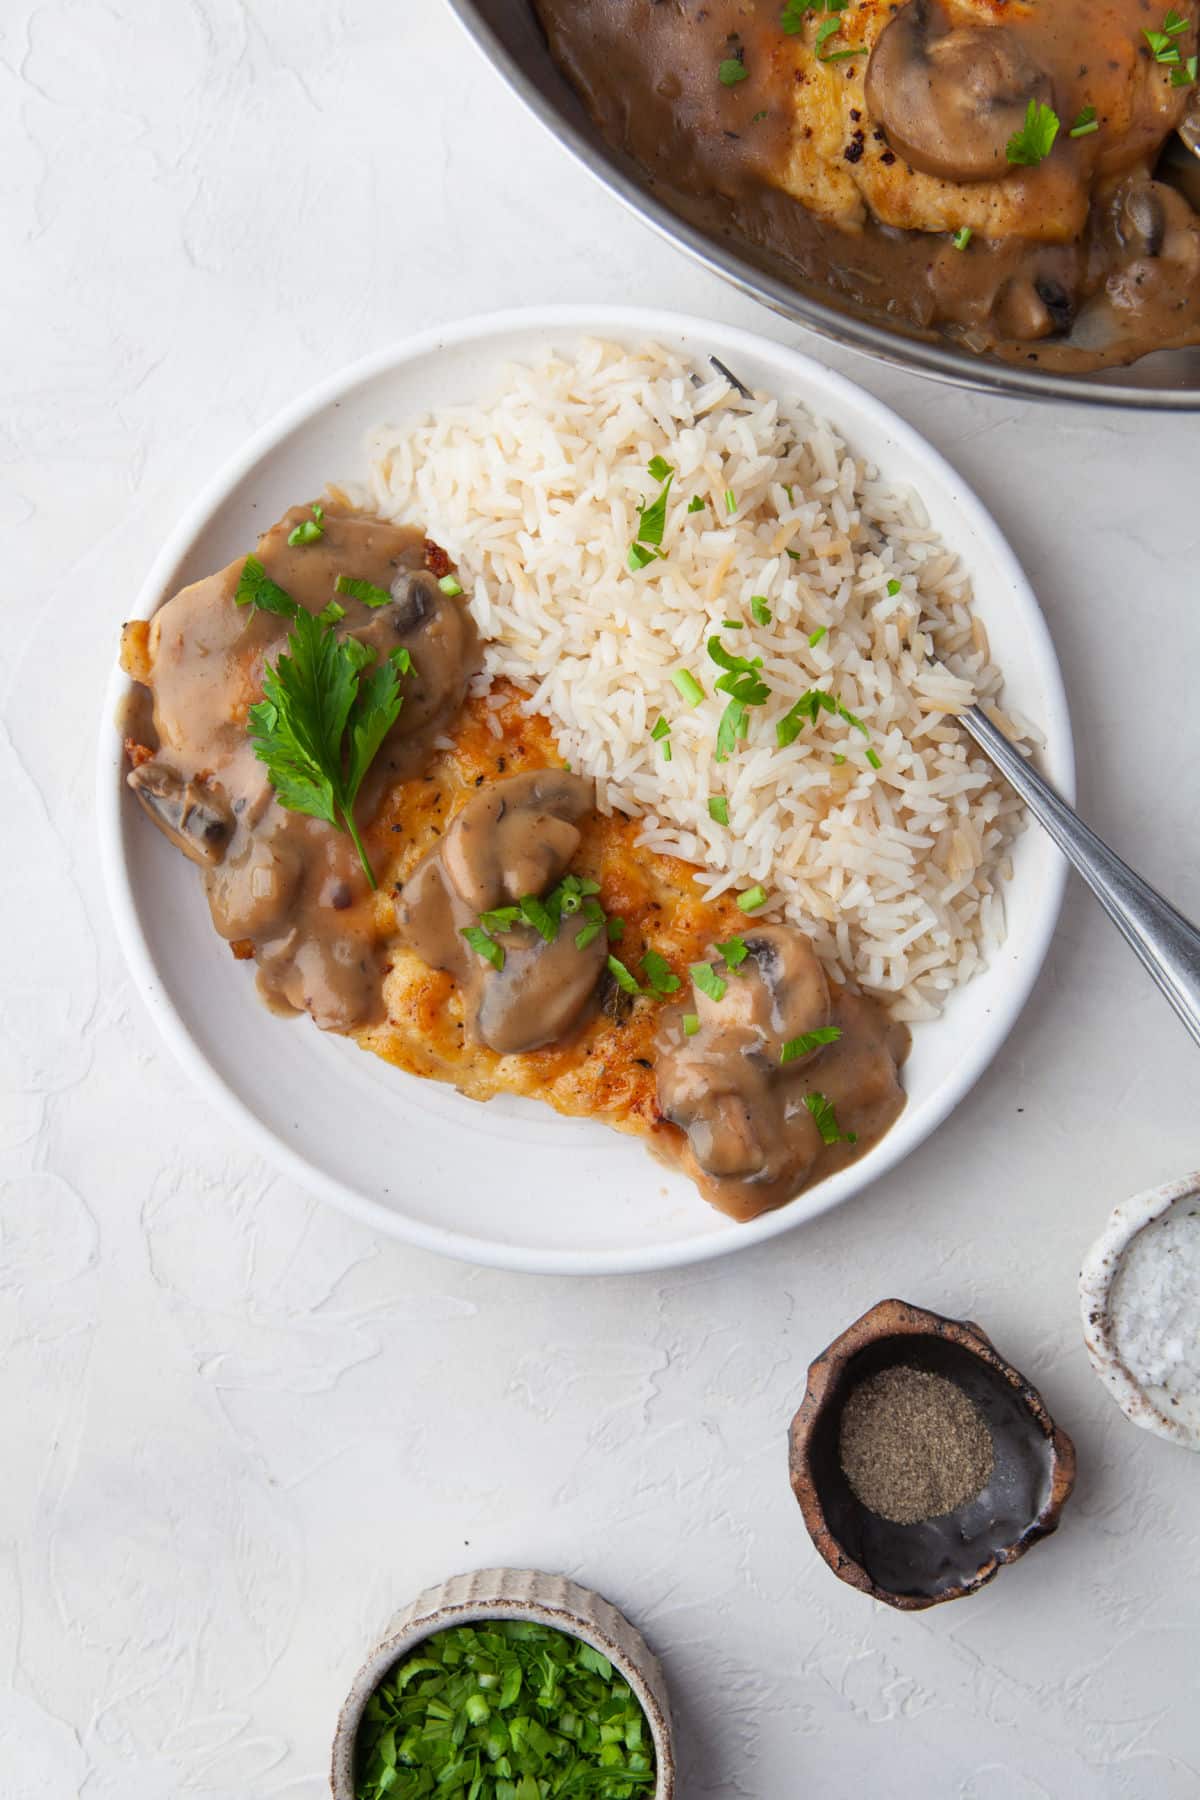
<box><xmin>97</xmin><ymin>306</ymin><xmax>1074</xmax><ymax>1275</ymax></box>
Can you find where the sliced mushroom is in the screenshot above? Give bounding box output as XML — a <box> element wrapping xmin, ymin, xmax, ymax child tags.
<box><xmin>127</xmin><ymin>760</ymin><xmax>233</xmax><ymax>867</ymax></box>
<box><xmin>865</xmin><ymin>0</ymin><xmax>1053</xmax><ymax>184</ymax></box>
<box><xmin>441</xmin><ymin>770</ymin><xmax>596</xmax><ymax>914</ymax></box>
<box><xmin>351</xmin><ymin>572</ymin><xmax>477</xmax><ymax>744</ymax></box>
<box><xmin>475</xmin><ymin>917</ymin><xmax>608</xmax><ymax>1055</ymax></box>
<box><xmin>207</xmin><ymin>834</ymin><xmax>303</xmax><ymax>940</ymax></box>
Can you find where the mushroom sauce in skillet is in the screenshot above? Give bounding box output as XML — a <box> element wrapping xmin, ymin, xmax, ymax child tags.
<box><xmin>119</xmin><ymin>504</ymin><xmax>909</xmax><ymax>1223</ymax></box>
<box><xmin>534</xmin><ymin>0</ymin><xmax>1200</xmax><ymax>371</ymax></box>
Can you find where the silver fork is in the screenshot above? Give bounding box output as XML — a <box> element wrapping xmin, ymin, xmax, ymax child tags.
<box><xmin>962</xmin><ymin>706</ymin><xmax>1200</xmax><ymax>1049</ymax></box>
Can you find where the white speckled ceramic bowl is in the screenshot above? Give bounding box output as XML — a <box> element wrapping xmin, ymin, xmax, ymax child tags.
<box><xmin>1080</xmin><ymin>1171</ymin><xmax>1200</xmax><ymax>1451</ymax></box>
<box><xmin>330</xmin><ymin>1568</ymin><xmax>675</xmax><ymax>1799</ymax></box>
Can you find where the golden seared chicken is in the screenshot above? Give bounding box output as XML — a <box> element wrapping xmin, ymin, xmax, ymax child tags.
<box><xmin>536</xmin><ymin>0</ymin><xmax>1200</xmax><ymax>366</ymax></box>
<box><xmin>782</xmin><ymin>0</ymin><xmax>1193</xmax><ymax>239</ymax></box>
<box><xmin>119</xmin><ymin>502</ymin><xmax>909</xmax><ymax>1221</ymax></box>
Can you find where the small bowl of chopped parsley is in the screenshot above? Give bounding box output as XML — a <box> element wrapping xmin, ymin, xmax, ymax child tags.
<box><xmin>331</xmin><ymin>1568</ymin><xmax>674</xmax><ymax>1800</ymax></box>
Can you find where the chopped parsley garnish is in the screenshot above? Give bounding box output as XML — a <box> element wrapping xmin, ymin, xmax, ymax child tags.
<box><xmin>691</xmin><ymin>961</ymin><xmax>727</xmax><ymax>1002</ymax></box>
<box><xmin>752</xmin><ymin>107</ymin><xmax>769</xmax><ymax>121</ymax></box>
<box><xmin>777</xmin><ymin>687</ymin><xmax>836</xmax><ymax>746</ymax></box>
<box><xmin>353</xmin><ymin>1621</ymin><xmax>656</xmax><ymax>1800</ymax></box>
<box><xmin>952</xmin><ymin>226</ymin><xmax>973</xmax><ymax>251</ymax></box>
<box><xmin>438</xmin><ymin>573</ymin><xmax>464</xmax><ymax>597</ymax></box>
<box><xmin>805</xmin><ymin>1090</ymin><xmax>857</xmax><ymax>1146</ymax></box>
<box><xmin>716</xmin><ymin>935</ymin><xmax>749</xmax><ymax>969</ymax></box>
<box><xmin>716</xmin><ymin>699</ymin><xmax>748</xmax><ymax>763</ymax></box>
<box><xmin>833</xmin><ymin>753</ymin><xmax>846</xmax><ymax>766</ymax></box>
<box><xmin>683</xmin><ymin>1012</ymin><xmax>700</xmax><ymax>1037</ymax></box>
<box><xmin>647</xmin><ymin>454</ymin><xmax>673</xmax><ymax>482</ymax></box>
<box><xmin>461</xmin><ymin>924</ymin><xmax>504</xmax><ymax>970</ymax></box>
<box><xmin>672</xmin><ymin>668</ymin><xmax>705</xmax><ymax>707</ymax></box>
<box><xmin>235</xmin><ymin>555</ymin><xmax>301</xmax><ymax>619</ymax></box>
<box><xmin>334</xmin><ymin>573</ymin><xmax>393</xmax><ymax>608</ymax></box>
<box><xmin>1173</xmin><ymin>53</ymin><xmax>1199</xmax><ymax>85</ymax></box>
<box><xmin>780</xmin><ymin>1025</ymin><xmax>841</xmax><ymax>1065</ymax></box>
<box><xmin>642</xmin><ymin>949</ymin><xmax>681</xmax><ymax>994</ymax></box>
<box><xmin>519</xmin><ymin>893</ymin><xmax>557</xmax><ymax>942</ymax></box>
<box><xmin>635</xmin><ymin>470</ymin><xmax>674</xmax><ymax>548</ymax></box>
<box><xmin>246</xmin><ymin>590</ymin><xmax>410</xmax><ymax>888</ymax></box>
<box><xmin>808</xmin><ymin>625</ymin><xmax>827</xmax><ymax>647</ymax></box>
<box><xmin>708</xmin><ymin>795</ymin><xmax>730</xmax><ymax>826</ymax></box>
<box><xmin>607</xmin><ymin>953</ymin><xmax>643</xmax><ymax>995</ymax></box>
<box><xmin>781</xmin><ymin>0</ymin><xmax>849</xmax><ymax>31</ymax></box>
<box><xmin>1069</xmin><ymin>104</ymin><xmax>1099</xmax><ymax>137</ymax></box>
<box><xmin>287</xmin><ymin>502</ymin><xmax>325</xmax><ymax>547</ymax></box>
<box><xmin>750</xmin><ymin>595</ymin><xmax>772</xmax><ymax>626</ymax></box>
<box><xmin>317</xmin><ymin>599</ymin><xmax>346</xmax><ymax>626</ymax></box>
<box><xmin>688</xmin><ymin>494</ymin><xmax>707</xmax><ymax>513</ymax></box>
<box><xmin>738</xmin><ymin>884</ymin><xmax>768</xmax><ymax>913</ymax></box>
<box><xmin>1006</xmin><ymin>98</ymin><xmax>1060</xmax><ymax>167</ymax></box>
<box><xmin>886</xmin><ymin>577</ymin><xmax>902</xmax><ymax>596</ymax></box>
<box><xmin>718</xmin><ymin>56</ymin><xmax>749</xmax><ymax>85</ymax></box>
<box><xmin>627</xmin><ymin>541</ymin><xmax>660</xmax><ymax>572</ymax></box>
<box><xmin>708</xmin><ymin>635</ymin><xmax>763</xmax><ymax>679</ymax></box>
<box><xmin>725</xmin><ymin>488</ymin><xmax>737</xmax><ymax>514</ymax></box>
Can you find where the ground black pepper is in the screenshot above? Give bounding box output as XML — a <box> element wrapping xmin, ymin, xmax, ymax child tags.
<box><xmin>838</xmin><ymin>1364</ymin><xmax>993</xmax><ymax>1525</ymax></box>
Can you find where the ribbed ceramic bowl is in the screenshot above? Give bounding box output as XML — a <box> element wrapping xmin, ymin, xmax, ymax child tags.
<box><xmin>331</xmin><ymin>1568</ymin><xmax>675</xmax><ymax>1798</ymax></box>
<box><xmin>1080</xmin><ymin>1171</ymin><xmax>1200</xmax><ymax>1450</ymax></box>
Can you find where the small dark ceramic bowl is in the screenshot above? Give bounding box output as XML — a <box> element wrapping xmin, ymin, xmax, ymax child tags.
<box><xmin>789</xmin><ymin>1298</ymin><xmax>1076</xmax><ymax>1610</ymax></box>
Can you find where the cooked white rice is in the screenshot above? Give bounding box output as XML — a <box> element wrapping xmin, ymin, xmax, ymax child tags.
<box><xmin>353</xmin><ymin>340</ymin><xmax>1031</xmax><ymax>1022</ymax></box>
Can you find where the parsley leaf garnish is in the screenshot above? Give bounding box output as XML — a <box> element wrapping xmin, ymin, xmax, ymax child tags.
<box><xmin>235</xmin><ymin>555</ymin><xmax>301</xmax><ymax>619</ymax></box>
<box><xmin>246</xmin><ymin>598</ymin><xmax>409</xmax><ymax>888</ymax></box>
<box><xmin>804</xmin><ymin>1090</ymin><xmax>857</xmax><ymax>1145</ymax></box>
<box><xmin>1069</xmin><ymin>104</ymin><xmax>1099</xmax><ymax>137</ymax></box>
<box><xmin>287</xmin><ymin>502</ymin><xmax>325</xmax><ymax>547</ymax></box>
<box><xmin>718</xmin><ymin>56</ymin><xmax>749</xmax><ymax>85</ymax></box>
<box><xmin>1006</xmin><ymin>98</ymin><xmax>1060</xmax><ymax>167</ymax></box>
<box><xmin>780</xmin><ymin>1026</ymin><xmax>841</xmax><ymax>1064</ymax></box>
<box><xmin>334</xmin><ymin>573</ymin><xmax>393</xmax><ymax>608</ymax></box>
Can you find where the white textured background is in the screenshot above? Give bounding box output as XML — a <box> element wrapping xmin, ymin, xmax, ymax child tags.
<box><xmin>3</xmin><ymin>2</ymin><xmax>1200</xmax><ymax>1795</ymax></box>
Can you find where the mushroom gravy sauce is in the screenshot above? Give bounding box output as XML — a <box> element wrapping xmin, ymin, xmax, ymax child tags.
<box><xmin>120</xmin><ymin>504</ymin><xmax>908</xmax><ymax>1220</ymax></box>
<box><xmin>534</xmin><ymin>0</ymin><xmax>1200</xmax><ymax>372</ymax></box>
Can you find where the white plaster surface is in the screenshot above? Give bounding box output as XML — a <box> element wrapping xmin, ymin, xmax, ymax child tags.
<box><xmin>2</xmin><ymin>2</ymin><xmax>1199</xmax><ymax>1794</ymax></box>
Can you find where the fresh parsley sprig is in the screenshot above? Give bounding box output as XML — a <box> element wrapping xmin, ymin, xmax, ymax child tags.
<box><xmin>239</xmin><ymin>564</ymin><xmax>410</xmax><ymax>889</ymax></box>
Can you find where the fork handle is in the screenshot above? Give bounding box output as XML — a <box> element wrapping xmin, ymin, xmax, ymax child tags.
<box><xmin>964</xmin><ymin>706</ymin><xmax>1200</xmax><ymax>1049</ymax></box>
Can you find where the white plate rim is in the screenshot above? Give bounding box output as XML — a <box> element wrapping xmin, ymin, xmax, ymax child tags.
<box><xmin>97</xmin><ymin>303</ymin><xmax>1074</xmax><ymax>1275</ymax></box>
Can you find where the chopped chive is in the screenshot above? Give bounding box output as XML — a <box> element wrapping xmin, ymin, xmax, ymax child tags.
<box><xmin>682</xmin><ymin>1012</ymin><xmax>700</xmax><ymax>1036</ymax></box>
<box><xmin>837</xmin><ymin>701</ymin><xmax>870</xmax><ymax>737</ymax></box>
<box><xmin>780</xmin><ymin>1026</ymin><xmax>841</xmax><ymax>1065</ymax></box>
<box><xmin>606</xmin><ymin>916</ymin><xmax>625</xmax><ymax>941</ymax></box>
<box><xmin>317</xmin><ymin>599</ymin><xmax>346</xmax><ymax>626</ymax></box>
<box><xmin>519</xmin><ymin>894</ymin><xmax>558</xmax><ymax>942</ymax></box>
<box><xmin>951</xmin><ymin>227</ymin><xmax>972</xmax><ymax>251</ymax></box>
<box><xmin>833</xmin><ymin>753</ymin><xmax>846</xmax><ymax>765</ymax></box>
<box><xmin>690</xmin><ymin>961</ymin><xmax>727</xmax><ymax>1002</ymax></box>
<box><xmin>886</xmin><ymin>578</ymin><xmax>902</xmax><ymax>596</ymax></box>
<box><xmin>574</xmin><ymin>920</ymin><xmax>601</xmax><ymax>949</ymax></box>
<box><xmin>786</xmin><ymin>548</ymin><xmax>802</xmax><ymax>561</ymax></box>
<box><xmin>866</xmin><ymin>748</ymin><xmax>882</xmax><ymax>770</ymax></box>
<box><xmin>672</xmin><ymin>669</ymin><xmax>705</xmax><ymax>707</ymax></box>
<box><xmin>724</xmin><ymin>489</ymin><xmax>737</xmax><ymax>515</ymax></box>
<box><xmin>651</xmin><ymin>715</ymin><xmax>671</xmax><ymax>741</ymax></box>
<box><xmin>607</xmin><ymin>954</ymin><xmax>643</xmax><ymax>995</ymax></box>
<box><xmin>722</xmin><ymin>619</ymin><xmax>744</xmax><ymax>629</ymax></box>
<box><xmin>708</xmin><ymin>795</ymin><xmax>730</xmax><ymax>826</ymax></box>
<box><xmin>437</xmin><ymin>573</ymin><xmax>464</xmax><ymax>597</ymax></box>
<box><xmin>737</xmin><ymin>884</ymin><xmax>767</xmax><ymax>913</ymax></box>
<box><xmin>808</xmin><ymin>626</ymin><xmax>827</xmax><ymax>647</ymax></box>
<box><xmin>750</xmin><ymin>595</ymin><xmax>772</xmax><ymax>626</ymax></box>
